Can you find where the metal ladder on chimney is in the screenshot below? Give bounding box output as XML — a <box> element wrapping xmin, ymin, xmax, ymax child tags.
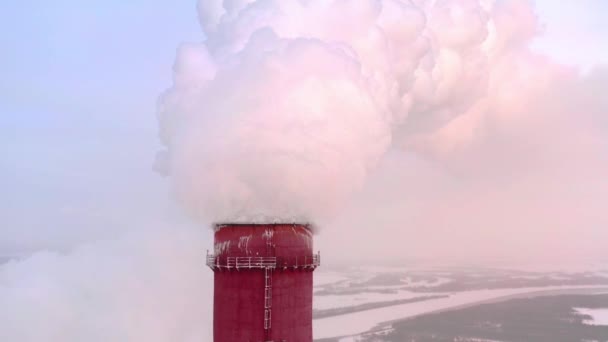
<box><xmin>263</xmin><ymin>266</ymin><xmax>273</xmax><ymax>333</ymax></box>
<box><xmin>263</xmin><ymin>227</ymin><xmax>274</xmax><ymax>340</ymax></box>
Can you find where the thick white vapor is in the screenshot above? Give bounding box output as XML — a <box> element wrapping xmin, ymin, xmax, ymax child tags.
<box><xmin>0</xmin><ymin>227</ymin><xmax>212</xmax><ymax>342</ymax></box>
<box><xmin>157</xmin><ymin>0</ymin><xmax>503</xmax><ymax>223</ymax></box>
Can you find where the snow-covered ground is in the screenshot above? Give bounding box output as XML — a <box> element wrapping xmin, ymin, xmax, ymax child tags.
<box><xmin>314</xmin><ymin>288</ymin><xmax>443</xmax><ymax>311</ymax></box>
<box><xmin>311</xmin><ymin>266</ymin><xmax>608</xmax><ymax>340</ymax></box>
<box><xmin>575</xmin><ymin>308</ymin><xmax>608</xmax><ymax>326</ymax></box>
<box><xmin>314</xmin><ymin>272</ymin><xmax>350</xmax><ymax>287</ymax></box>
<box><xmin>313</xmin><ymin>268</ymin><xmax>453</xmax><ymax>311</ymax></box>
<box><xmin>314</xmin><ymin>285</ymin><xmax>608</xmax><ymax>340</ymax></box>
<box><xmin>401</xmin><ymin>276</ymin><xmax>452</xmax><ymax>287</ymax></box>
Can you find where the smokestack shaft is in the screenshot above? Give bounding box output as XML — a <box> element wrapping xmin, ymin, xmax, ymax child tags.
<box><xmin>207</xmin><ymin>223</ymin><xmax>319</xmax><ymax>341</ymax></box>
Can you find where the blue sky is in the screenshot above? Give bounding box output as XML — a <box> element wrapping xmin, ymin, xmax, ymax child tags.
<box><xmin>533</xmin><ymin>0</ymin><xmax>608</xmax><ymax>71</ymax></box>
<box><xmin>0</xmin><ymin>0</ymin><xmax>204</xmax><ymax>253</ymax></box>
<box><xmin>0</xmin><ymin>0</ymin><xmax>606</xmax><ymax>255</ymax></box>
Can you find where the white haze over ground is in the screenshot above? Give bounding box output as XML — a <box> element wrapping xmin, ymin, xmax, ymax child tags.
<box><xmin>1</xmin><ymin>0</ymin><xmax>608</xmax><ymax>341</ymax></box>
<box><xmin>0</xmin><ymin>225</ymin><xmax>213</xmax><ymax>341</ymax></box>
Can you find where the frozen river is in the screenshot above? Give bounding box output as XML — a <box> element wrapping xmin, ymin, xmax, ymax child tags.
<box><xmin>313</xmin><ymin>284</ymin><xmax>608</xmax><ymax>340</ymax></box>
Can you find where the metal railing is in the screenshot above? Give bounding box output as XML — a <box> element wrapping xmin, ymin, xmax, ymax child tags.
<box><xmin>205</xmin><ymin>249</ymin><xmax>320</xmax><ymax>339</ymax></box>
<box><xmin>206</xmin><ymin>251</ymin><xmax>320</xmax><ymax>270</ymax></box>
<box><xmin>229</xmin><ymin>256</ymin><xmax>277</xmax><ymax>269</ymax></box>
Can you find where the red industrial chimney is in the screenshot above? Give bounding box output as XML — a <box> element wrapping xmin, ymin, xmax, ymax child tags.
<box><xmin>206</xmin><ymin>223</ymin><xmax>320</xmax><ymax>342</ymax></box>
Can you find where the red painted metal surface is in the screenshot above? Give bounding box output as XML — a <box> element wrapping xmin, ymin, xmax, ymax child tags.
<box><xmin>210</xmin><ymin>223</ymin><xmax>317</xmax><ymax>342</ymax></box>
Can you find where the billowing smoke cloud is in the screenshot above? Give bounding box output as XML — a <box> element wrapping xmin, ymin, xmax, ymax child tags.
<box><xmin>315</xmin><ymin>1</ymin><xmax>608</xmax><ymax>265</ymax></box>
<box><xmin>157</xmin><ymin>0</ymin><xmax>504</xmax><ymax>223</ymax></box>
<box><xmin>156</xmin><ymin>0</ymin><xmax>608</xmax><ymax>261</ymax></box>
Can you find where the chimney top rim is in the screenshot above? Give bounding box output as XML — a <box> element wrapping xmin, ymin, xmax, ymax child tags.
<box><xmin>213</xmin><ymin>222</ymin><xmax>313</xmax><ymax>231</ymax></box>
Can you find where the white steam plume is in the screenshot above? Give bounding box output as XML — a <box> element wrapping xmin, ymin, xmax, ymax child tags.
<box><xmin>157</xmin><ymin>0</ymin><xmax>501</xmax><ymax>223</ymax></box>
